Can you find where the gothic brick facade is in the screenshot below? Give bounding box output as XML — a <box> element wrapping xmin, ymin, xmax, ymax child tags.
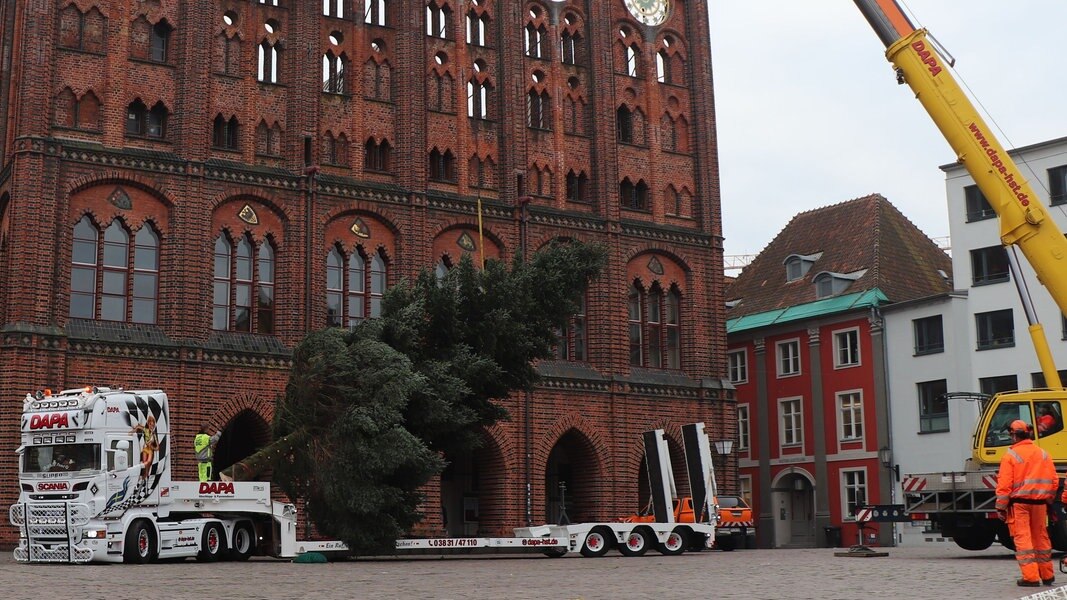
<box><xmin>0</xmin><ymin>0</ymin><xmax>731</xmax><ymax>546</ymax></box>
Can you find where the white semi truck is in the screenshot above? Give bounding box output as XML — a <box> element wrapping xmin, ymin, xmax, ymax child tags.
<box><xmin>9</xmin><ymin>386</ymin><xmax>716</xmax><ymax>563</ymax></box>
<box><xmin>9</xmin><ymin>386</ymin><xmax>342</xmax><ymax>563</ymax></box>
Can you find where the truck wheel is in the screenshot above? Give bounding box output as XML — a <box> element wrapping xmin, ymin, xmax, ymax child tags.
<box><xmin>657</xmin><ymin>527</ymin><xmax>687</xmax><ymax>556</ymax></box>
<box><xmin>579</xmin><ymin>528</ymin><xmax>612</xmax><ymax>557</ymax></box>
<box><xmin>618</xmin><ymin>527</ymin><xmax>651</xmax><ymax>557</ymax></box>
<box><xmin>123</xmin><ymin>520</ymin><xmax>157</xmax><ymax>564</ymax></box>
<box><xmin>197</xmin><ymin>522</ymin><xmax>227</xmax><ymax>562</ymax></box>
<box><xmin>229</xmin><ymin>522</ymin><xmax>256</xmax><ymax>561</ymax></box>
<box><xmin>687</xmin><ymin>532</ymin><xmax>708</xmax><ymax>552</ymax></box>
<box><xmin>997</xmin><ymin>523</ymin><xmax>1016</xmax><ymax>551</ymax></box>
<box><xmin>950</xmin><ymin>523</ymin><xmax>995</xmax><ymax>551</ymax></box>
<box><xmin>717</xmin><ymin>535</ymin><xmax>737</xmax><ymax>552</ymax></box>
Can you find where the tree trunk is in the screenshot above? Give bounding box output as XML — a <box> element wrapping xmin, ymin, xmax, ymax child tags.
<box><xmin>219</xmin><ymin>429</ymin><xmax>309</xmax><ymax>481</ymax></box>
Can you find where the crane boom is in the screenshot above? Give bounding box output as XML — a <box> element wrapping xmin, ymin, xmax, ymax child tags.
<box><xmin>855</xmin><ymin>0</ymin><xmax>1066</xmax><ymax>390</ymax></box>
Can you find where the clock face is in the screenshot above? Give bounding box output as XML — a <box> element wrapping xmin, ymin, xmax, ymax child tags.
<box><xmin>624</xmin><ymin>0</ymin><xmax>670</xmax><ymax>26</ymax></box>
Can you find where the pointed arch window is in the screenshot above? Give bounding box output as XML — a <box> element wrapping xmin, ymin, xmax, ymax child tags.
<box><xmin>629</xmin><ymin>282</ymin><xmax>682</xmax><ymax>369</ymax></box>
<box><xmin>126</xmin><ymin>100</ymin><xmax>167</xmax><ymax>139</ymax></box>
<box><xmin>560</xmin><ymin>31</ymin><xmax>582</xmax><ymax>65</ymax></box>
<box><xmin>626</xmin><ymin>44</ymin><xmax>639</xmax><ymax>77</ymax></box>
<box><xmin>527</xmin><ymin>90</ymin><xmax>550</xmax><ymax>130</ymax></box>
<box><xmin>323</xmin><ymin>0</ymin><xmax>346</xmax><ymax>18</ymax></box>
<box><xmin>326</xmin><ymin>246</ymin><xmax>388</xmax><ymax>327</ymax></box>
<box><xmin>213</xmin><ymin>233</ymin><xmax>276</xmax><ymax>334</ymax></box>
<box><xmin>323</xmin><ymin>52</ymin><xmax>347</xmax><ymax>94</ymax></box>
<box><xmin>364</xmin><ymin>138</ymin><xmax>392</xmax><ymax>172</ymax></box>
<box><xmin>258</xmin><ymin>41</ymin><xmax>279</xmax><ymax>83</ymax></box>
<box><xmin>566</xmin><ymin>170</ymin><xmax>588</xmax><ymax>203</ymax></box>
<box><xmin>467</xmin><ymin>79</ymin><xmax>491</xmax><ymax>119</ymax></box>
<box><xmin>212</xmin><ymin>115</ymin><xmax>240</xmax><ymax>150</ymax></box>
<box><xmin>466</xmin><ymin>11</ymin><xmax>489</xmax><ymax>46</ymax></box>
<box><xmin>620</xmin><ymin>178</ymin><xmax>649</xmax><ymax>211</ymax></box>
<box><xmin>365</xmin><ymin>0</ymin><xmax>387</xmax><ymax>26</ymax></box>
<box><xmin>556</xmin><ymin>294</ymin><xmax>587</xmax><ymax>361</ymax></box>
<box><xmin>70</xmin><ymin>216</ymin><xmax>159</xmax><ymax>323</ymax></box>
<box><xmin>429</xmin><ymin>148</ymin><xmax>456</xmax><ymax>182</ymax></box>
<box><xmin>426</xmin><ymin>3</ymin><xmax>451</xmax><ymax>39</ymax></box>
<box><xmin>525</xmin><ymin>24</ymin><xmax>546</xmax><ymax>58</ymax></box>
<box><xmin>617</xmin><ymin>106</ymin><xmax>633</xmax><ymax>143</ymax></box>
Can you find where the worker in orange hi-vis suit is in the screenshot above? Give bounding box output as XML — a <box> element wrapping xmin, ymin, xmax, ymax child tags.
<box><xmin>996</xmin><ymin>420</ymin><xmax>1057</xmax><ymax>587</ymax></box>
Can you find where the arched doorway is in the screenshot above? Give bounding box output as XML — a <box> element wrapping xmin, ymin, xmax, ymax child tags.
<box><xmin>544</xmin><ymin>429</ymin><xmax>600</xmax><ymax>524</ymax></box>
<box><xmin>213</xmin><ymin>409</ymin><xmax>272</xmax><ymax>479</ymax></box>
<box><xmin>440</xmin><ymin>434</ymin><xmax>506</xmax><ymax>537</ymax></box>
<box><xmin>771</xmin><ymin>470</ymin><xmax>816</xmax><ymax>548</ymax></box>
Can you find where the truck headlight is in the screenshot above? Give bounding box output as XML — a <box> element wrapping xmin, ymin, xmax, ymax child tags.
<box><xmin>84</xmin><ymin>529</ymin><xmax>107</xmax><ymax>539</ymax></box>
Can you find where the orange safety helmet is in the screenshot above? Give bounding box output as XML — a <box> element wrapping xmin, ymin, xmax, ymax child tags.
<box><xmin>1010</xmin><ymin>419</ymin><xmax>1032</xmax><ymax>433</ymax></box>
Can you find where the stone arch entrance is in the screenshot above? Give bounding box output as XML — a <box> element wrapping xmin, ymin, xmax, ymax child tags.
<box><xmin>440</xmin><ymin>433</ymin><xmax>507</xmax><ymax>537</ymax></box>
<box><xmin>213</xmin><ymin>409</ymin><xmax>272</xmax><ymax>478</ymax></box>
<box><xmin>771</xmin><ymin>469</ymin><xmax>816</xmax><ymax>548</ymax></box>
<box><xmin>544</xmin><ymin>428</ymin><xmax>600</xmax><ymax>525</ymax></box>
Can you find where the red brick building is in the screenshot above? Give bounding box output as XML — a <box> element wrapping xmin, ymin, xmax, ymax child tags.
<box><xmin>725</xmin><ymin>196</ymin><xmax>952</xmax><ymax>548</ymax></box>
<box><xmin>0</xmin><ymin>0</ymin><xmax>731</xmax><ymax>545</ymax></box>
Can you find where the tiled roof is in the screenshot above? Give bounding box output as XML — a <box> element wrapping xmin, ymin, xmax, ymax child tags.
<box><xmin>725</xmin><ymin>194</ymin><xmax>952</xmax><ymax>318</ymax></box>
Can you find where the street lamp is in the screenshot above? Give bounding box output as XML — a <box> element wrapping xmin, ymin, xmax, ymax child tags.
<box><xmin>878</xmin><ymin>445</ymin><xmax>900</xmax><ymax>482</ymax></box>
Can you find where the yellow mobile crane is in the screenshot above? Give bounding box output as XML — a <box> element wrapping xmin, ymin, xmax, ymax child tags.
<box><xmin>855</xmin><ymin>0</ymin><xmax>1067</xmax><ymax>551</ymax></box>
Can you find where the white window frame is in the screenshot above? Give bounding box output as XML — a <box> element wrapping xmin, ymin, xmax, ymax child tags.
<box><xmin>728</xmin><ymin>349</ymin><xmax>748</xmax><ymax>384</ymax></box>
<box><xmin>739</xmin><ymin>476</ymin><xmax>753</xmax><ymax>509</ymax></box>
<box><xmin>833</xmin><ymin>328</ymin><xmax>860</xmax><ymax>368</ymax></box>
<box><xmin>841</xmin><ymin>468</ymin><xmax>868</xmax><ymax>521</ymax></box>
<box><xmin>837</xmin><ymin>390</ymin><xmax>863</xmax><ymax>441</ymax></box>
<box><xmin>776</xmin><ymin>339</ymin><xmax>801</xmax><ymax>377</ymax></box>
<box><xmin>737</xmin><ymin>404</ymin><xmax>750</xmax><ymax>451</ymax></box>
<box><xmin>779</xmin><ymin>397</ymin><xmax>803</xmax><ymax>447</ymax></box>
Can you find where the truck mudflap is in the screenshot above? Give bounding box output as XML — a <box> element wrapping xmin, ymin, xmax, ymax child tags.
<box><xmin>9</xmin><ymin>502</ymin><xmax>94</xmax><ymax>563</ymax></box>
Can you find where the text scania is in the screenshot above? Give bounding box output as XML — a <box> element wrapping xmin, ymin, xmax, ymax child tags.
<box><xmin>969</xmin><ymin>122</ymin><xmax>1031</xmax><ymax>207</ymax></box>
<box><xmin>910</xmin><ymin>40</ymin><xmax>942</xmax><ymax>76</ymax></box>
<box><xmin>199</xmin><ymin>481</ymin><xmax>235</xmax><ymax>495</ymax></box>
<box><xmin>29</xmin><ymin>413</ymin><xmax>70</xmax><ymax>430</ymax></box>
<box><xmin>37</xmin><ymin>481</ymin><xmax>70</xmax><ymax>491</ymax></box>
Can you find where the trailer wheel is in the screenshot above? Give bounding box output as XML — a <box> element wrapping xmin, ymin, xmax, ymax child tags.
<box><xmin>950</xmin><ymin>522</ymin><xmax>996</xmax><ymax>551</ymax></box>
<box><xmin>123</xmin><ymin>520</ymin><xmax>157</xmax><ymax>564</ymax></box>
<box><xmin>197</xmin><ymin>522</ymin><xmax>227</xmax><ymax>562</ymax></box>
<box><xmin>579</xmin><ymin>528</ymin><xmax>612</xmax><ymax>557</ymax></box>
<box><xmin>618</xmin><ymin>527</ymin><xmax>651</xmax><ymax>557</ymax></box>
<box><xmin>1051</xmin><ymin>518</ymin><xmax>1067</xmax><ymax>552</ymax></box>
<box><xmin>229</xmin><ymin>522</ymin><xmax>256</xmax><ymax>561</ymax></box>
<box><xmin>657</xmin><ymin>527</ymin><xmax>687</xmax><ymax>556</ymax></box>
<box><xmin>687</xmin><ymin>532</ymin><xmax>708</xmax><ymax>552</ymax></box>
<box><xmin>716</xmin><ymin>535</ymin><xmax>737</xmax><ymax>552</ymax></box>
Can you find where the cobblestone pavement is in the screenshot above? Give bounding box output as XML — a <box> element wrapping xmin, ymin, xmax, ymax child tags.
<box><xmin>1</xmin><ymin>545</ymin><xmax>1064</xmax><ymax>600</ymax></box>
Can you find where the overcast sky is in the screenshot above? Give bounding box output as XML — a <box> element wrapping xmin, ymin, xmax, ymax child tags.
<box><xmin>707</xmin><ymin>1</ymin><xmax>1067</xmax><ymax>261</ymax></box>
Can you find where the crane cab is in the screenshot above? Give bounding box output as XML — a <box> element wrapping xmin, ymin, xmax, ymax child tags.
<box><xmin>974</xmin><ymin>390</ymin><xmax>1067</xmax><ymax>466</ymax></box>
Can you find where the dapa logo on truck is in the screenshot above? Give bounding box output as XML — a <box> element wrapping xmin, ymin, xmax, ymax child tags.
<box><xmin>910</xmin><ymin>40</ymin><xmax>942</xmax><ymax>77</ymax></box>
<box><xmin>37</xmin><ymin>481</ymin><xmax>70</xmax><ymax>491</ymax></box>
<box><xmin>199</xmin><ymin>482</ymin><xmax>235</xmax><ymax>495</ymax></box>
<box><xmin>29</xmin><ymin>413</ymin><xmax>70</xmax><ymax>430</ymax></box>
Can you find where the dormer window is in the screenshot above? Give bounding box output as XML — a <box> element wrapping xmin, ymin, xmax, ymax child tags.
<box><xmin>813</xmin><ymin>269</ymin><xmax>867</xmax><ymax>299</ymax></box>
<box><xmin>784</xmin><ymin>252</ymin><xmax>821</xmax><ymax>282</ymax></box>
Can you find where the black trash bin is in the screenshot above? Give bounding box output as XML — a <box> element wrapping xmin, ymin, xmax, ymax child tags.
<box><xmin>824</xmin><ymin>526</ymin><xmax>842</xmax><ymax>548</ymax></box>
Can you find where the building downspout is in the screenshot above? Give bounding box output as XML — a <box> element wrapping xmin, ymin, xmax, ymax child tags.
<box><xmin>517</xmin><ymin>175</ymin><xmax>532</xmax><ymax>525</ymax></box>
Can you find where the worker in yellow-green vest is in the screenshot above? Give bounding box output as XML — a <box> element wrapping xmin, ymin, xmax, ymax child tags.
<box><xmin>194</xmin><ymin>426</ymin><xmax>222</xmax><ymax>482</ymax></box>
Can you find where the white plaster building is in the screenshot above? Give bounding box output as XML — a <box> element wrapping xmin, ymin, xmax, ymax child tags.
<box><xmin>883</xmin><ymin>135</ymin><xmax>1067</xmax><ymax>545</ymax></box>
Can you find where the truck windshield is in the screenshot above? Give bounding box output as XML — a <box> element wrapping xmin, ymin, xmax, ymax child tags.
<box><xmin>22</xmin><ymin>444</ymin><xmax>101</xmax><ymax>474</ymax></box>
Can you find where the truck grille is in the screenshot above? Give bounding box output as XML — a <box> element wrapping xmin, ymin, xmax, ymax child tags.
<box><xmin>9</xmin><ymin>502</ymin><xmax>94</xmax><ymax>563</ymax></box>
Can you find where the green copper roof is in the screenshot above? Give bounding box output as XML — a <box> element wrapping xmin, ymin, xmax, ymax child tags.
<box><xmin>726</xmin><ymin>288</ymin><xmax>888</xmax><ymax>334</ymax></box>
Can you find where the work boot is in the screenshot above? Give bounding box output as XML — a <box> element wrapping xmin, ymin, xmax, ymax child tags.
<box><xmin>1044</xmin><ymin>576</ymin><xmax>1057</xmax><ymax>586</ymax></box>
<box><xmin>1017</xmin><ymin>579</ymin><xmax>1041</xmax><ymax>587</ymax></box>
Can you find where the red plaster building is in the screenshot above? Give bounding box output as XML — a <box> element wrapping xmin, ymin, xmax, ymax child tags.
<box><xmin>725</xmin><ymin>196</ymin><xmax>952</xmax><ymax>548</ymax></box>
<box><xmin>0</xmin><ymin>0</ymin><xmax>731</xmax><ymax>545</ymax></box>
